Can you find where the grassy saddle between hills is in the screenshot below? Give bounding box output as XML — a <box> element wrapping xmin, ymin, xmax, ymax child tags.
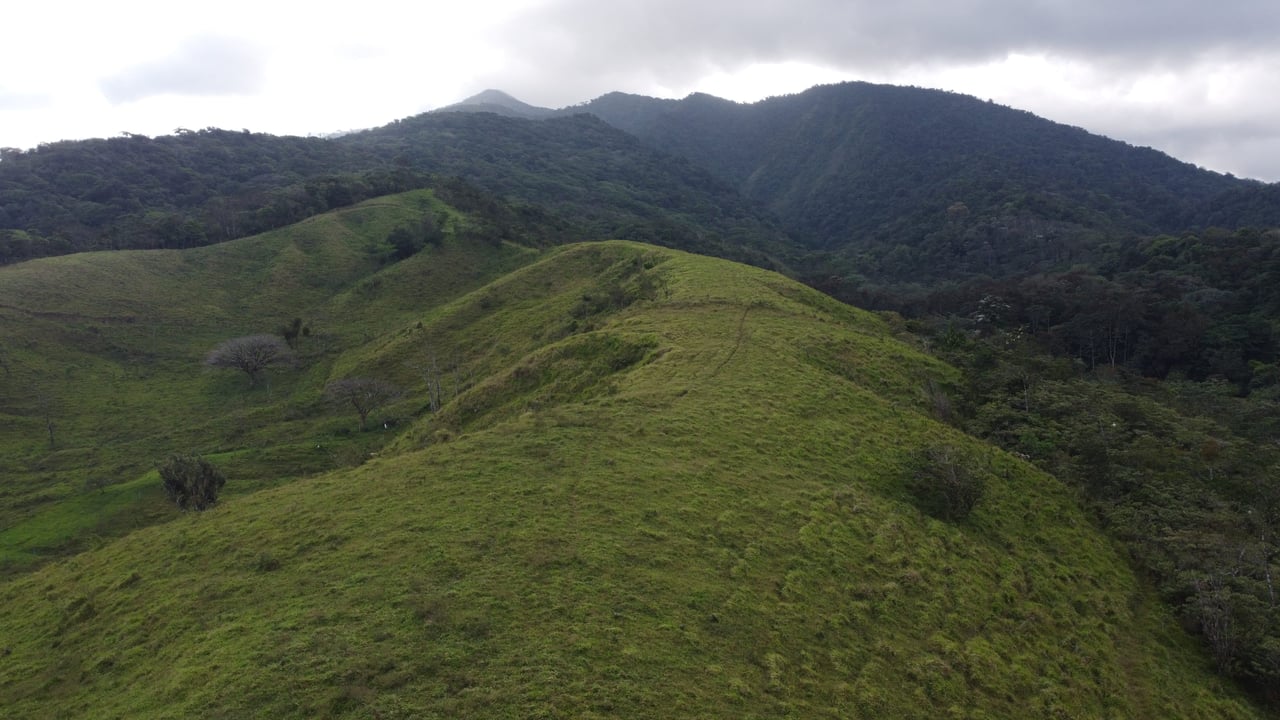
<box><xmin>0</xmin><ymin>200</ymin><xmax>1262</xmax><ymax>718</ymax></box>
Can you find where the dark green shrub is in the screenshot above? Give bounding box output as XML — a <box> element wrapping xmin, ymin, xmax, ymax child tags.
<box><xmin>158</xmin><ymin>454</ymin><xmax>226</xmax><ymax>511</ymax></box>
<box><xmin>906</xmin><ymin>443</ymin><xmax>985</xmax><ymax>521</ymax></box>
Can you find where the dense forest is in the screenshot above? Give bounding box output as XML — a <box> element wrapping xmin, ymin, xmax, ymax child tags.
<box><xmin>3</xmin><ymin>80</ymin><xmax>1280</xmax><ymax>704</ymax></box>
<box><xmin>0</xmin><ymin>130</ymin><xmax>382</xmax><ymax>259</ymax></box>
<box><xmin>579</xmin><ymin>82</ymin><xmax>1280</xmax><ymax>256</ymax></box>
<box><xmin>0</xmin><ymin>115</ymin><xmax>793</xmax><ymax>269</ymax></box>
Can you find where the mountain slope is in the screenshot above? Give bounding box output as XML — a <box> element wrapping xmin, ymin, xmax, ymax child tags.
<box><xmin>0</xmin><ymin>222</ymin><xmax>1261</xmax><ymax>717</ymax></box>
<box><xmin>576</xmin><ymin>82</ymin><xmax>1280</xmax><ymax>277</ymax></box>
<box><xmin>338</xmin><ymin>111</ymin><xmax>798</xmax><ymax>268</ymax></box>
<box><xmin>0</xmin><ymin>111</ymin><xmax>800</xmax><ymax>270</ymax></box>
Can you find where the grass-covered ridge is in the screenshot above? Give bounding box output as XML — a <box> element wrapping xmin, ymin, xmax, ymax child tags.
<box><xmin>0</xmin><ymin>203</ymin><xmax>1263</xmax><ymax>717</ymax></box>
<box><xmin>0</xmin><ymin>190</ymin><xmax>537</xmax><ymax>570</ymax></box>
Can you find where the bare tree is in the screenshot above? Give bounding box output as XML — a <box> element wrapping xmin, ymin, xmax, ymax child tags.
<box><xmin>205</xmin><ymin>334</ymin><xmax>294</xmax><ymax>387</ymax></box>
<box><xmin>408</xmin><ymin>341</ymin><xmax>467</xmax><ymax>412</ymax></box>
<box><xmin>325</xmin><ymin>377</ymin><xmax>401</xmax><ymax>430</ymax></box>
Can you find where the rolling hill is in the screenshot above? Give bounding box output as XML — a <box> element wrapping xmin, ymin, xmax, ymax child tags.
<box><xmin>0</xmin><ymin>193</ymin><xmax>1263</xmax><ymax>717</ymax></box>
<box><xmin>0</xmin><ymin>190</ymin><xmax>538</xmax><ymax>571</ymax></box>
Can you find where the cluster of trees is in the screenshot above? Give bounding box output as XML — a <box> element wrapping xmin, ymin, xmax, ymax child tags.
<box><xmin>342</xmin><ymin>112</ymin><xmax>794</xmax><ymax>268</ymax></box>
<box><xmin>202</xmin><ymin>332</ymin><xmax>407</xmax><ymax>430</ymax></box>
<box><xmin>926</xmin><ymin>321</ymin><xmax>1280</xmax><ymax>702</ymax></box>
<box><xmin>0</xmin><ymin>130</ymin><xmax>371</xmax><ymax>260</ymax></box>
<box><xmin>386</xmin><ymin>214</ymin><xmax>445</xmax><ymax>260</ymax></box>
<box><xmin>822</xmin><ymin>220</ymin><xmax>1280</xmax><ymax>707</ymax></box>
<box><xmin>0</xmin><ymin>167</ymin><xmax>435</xmax><ymax>264</ymax></box>
<box><xmin>842</xmin><ymin>227</ymin><xmax>1280</xmax><ymax>392</ymax></box>
<box><xmin>203</xmin><ymin>327</ymin><xmax>424</xmax><ymax>422</ymax></box>
<box><xmin>184</xmin><ymin>333</ymin><xmax>414</xmax><ymax>509</ymax></box>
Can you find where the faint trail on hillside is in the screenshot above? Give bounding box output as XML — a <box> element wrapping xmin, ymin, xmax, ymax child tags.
<box><xmin>0</xmin><ymin>302</ymin><xmax>138</xmax><ymax>324</ymax></box>
<box><xmin>709</xmin><ymin>306</ymin><xmax>752</xmax><ymax>377</ymax></box>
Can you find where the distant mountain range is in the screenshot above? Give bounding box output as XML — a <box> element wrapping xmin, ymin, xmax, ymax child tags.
<box><xmin>440</xmin><ymin>83</ymin><xmax>1280</xmax><ymax>278</ymax></box>
<box><xmin>4</xmin><ymin>81</ymin><xmax>1279</xmax><ymax>278</ymax></box>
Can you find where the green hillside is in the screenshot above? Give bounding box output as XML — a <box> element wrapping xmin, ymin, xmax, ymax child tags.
<box><xmin>0</xmin><ymin>196</ymin><xmax>1262</xmax><ymax>717</ymax></box>
<box><xmin>0</xmin><ymin>190</ymin><xmax>538</xmax><ymax>570</ymax></box>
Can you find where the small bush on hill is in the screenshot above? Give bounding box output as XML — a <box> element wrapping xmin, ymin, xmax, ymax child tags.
<box><xmin>276</xmin><ymin>317</ymin><xmax>310</xmax><ymax>350</ymax></box>
<box><xmin>386</xmin><ymin>213</ymin><xmax>445</xmax><ymax>261</ymax></box>
<box><xmin>906</xmin><ymin>443</ymin><xmax>985</xmax><ymax>521</ymax></box>
<box><xmin>158</xmin><ymin>454</ymin><xmax>226</xmax><ymax>511</ymax></box>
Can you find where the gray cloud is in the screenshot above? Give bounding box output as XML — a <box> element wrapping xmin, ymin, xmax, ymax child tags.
<box><xmin>1109</xmin><ymin>119</ymin><xmax>1280</xmax><ymax>181</ymax></box>
<box><xmin>100</xmin><ymin>35</ymin><xmax>266</xmax><ymax>104</ymax></box>
<box><xmin>491</xmin><ymin>0</ymin><xmax>1279</xmax><ymax>102</ymax></box>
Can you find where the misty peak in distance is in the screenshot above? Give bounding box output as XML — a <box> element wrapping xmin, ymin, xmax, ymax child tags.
<box><xmin>436</xmin><ymin>89</ymin><xmax>553</xmax><ymax>119</ymax></box>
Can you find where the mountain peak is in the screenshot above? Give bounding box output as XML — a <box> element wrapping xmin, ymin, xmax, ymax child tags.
<box><xmin>461</xmin><ymin>89</ymin><xmax>523</xmax><ymax>105</ymax></box>
<box><xmin>436</xmin><ymin>89</ymin><xmax>552</xmax><ymax>119</ymax></box>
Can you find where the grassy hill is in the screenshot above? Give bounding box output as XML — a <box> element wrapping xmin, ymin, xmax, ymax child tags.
<box><xmin>0</xmin><ymin>190</ymin><xmax>537</xmax><ymax>571</ymax></box>
<box><xmin>0</xmin><ymin>195</ymin><xmax>1263</xmax><ymax>717</ymax></box>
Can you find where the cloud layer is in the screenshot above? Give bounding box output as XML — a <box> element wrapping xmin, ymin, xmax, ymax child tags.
<box><xmin>491</xmin><ymin>0</ymin><xmax>1277</xmax><ymax>97</ymax></box>
<box><xmin>100</xmin><ymin>36</ymin><xmax>267</xmax><ymax>104</ymax></box>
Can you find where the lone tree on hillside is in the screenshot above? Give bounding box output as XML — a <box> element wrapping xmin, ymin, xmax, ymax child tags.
<box><xmin>205</xmin><ymin>334</ymin><xmax>293</xmax><ymax>387</ymax></box>
<box><xmin>906</xmin><ymin>443</ymin><xmax>986</xmax><ymax>522</ymax></box>
<box><xmin>158</xmin><ymin>454</ymin><xmax>226</xmax><ymax>511</ymax></box>
<box><xmin>325</xmin><ymin>377</ymin><xmax>401</xmax><ymax>430</ymax></box>
<box><xmin>276</xmin><ymin>317</ymin><xmax>310</xmax><ymax>350</ymax></box>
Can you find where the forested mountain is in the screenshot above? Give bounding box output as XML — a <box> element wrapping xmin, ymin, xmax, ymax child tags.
<box><xmin>7</xmin><ymin>80</ymin><xmax>1279</xmax><ymax>278</ymax></box>
<box><xmin>339</xmin><ymin>112</ymin><xmax>795</xmax><ymax>266</ymax></box>
<box><xmin>0</xmin><ymin>131</ymin><xmax>366</xmax><ymax>259</ymax></box>
<box><xmin>581</xmin><ymin>81</ymin><xmax>1263</xmax><ymax>230</ymax></box>
<box><xmin>576</xmin><ymin>82</ymin><xmax>1280</xmax><ymax>278</ymax></box>
<box><xmin>0</xmin><ymin>114</ymin><xmax>794</xmax><ymax>269</ymax></box>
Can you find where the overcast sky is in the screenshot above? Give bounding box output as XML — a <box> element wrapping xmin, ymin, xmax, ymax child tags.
<box><xmin>2</xmin><ymin>0</ymin><xmax>1277</xmax><ymax>180</ymax></box>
